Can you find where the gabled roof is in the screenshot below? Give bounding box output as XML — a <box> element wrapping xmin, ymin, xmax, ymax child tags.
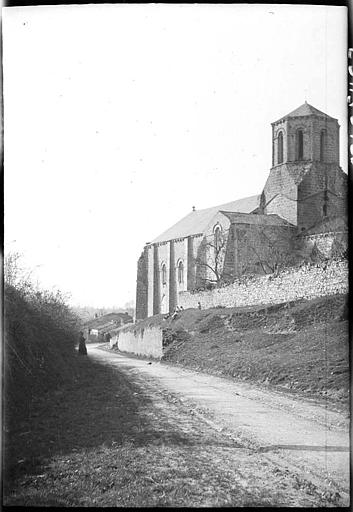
<box><xmin>90</xmin><ymin>321</ymin><xmax>117</xmax><ymax>332</ymax></box>
<box><xmin>221</xmin><ymin>211</ymin><xmax>295</xmax><ymax>227</ymax></box>
<box><xmin>151</xmin><ymin>195</ymin><xmax>261</xmax><ymax>244</ymax></box>
<box><xmin>273</xmin><ymin>102</ymin><xmax>336</xmax><ymax>124</ymax></box>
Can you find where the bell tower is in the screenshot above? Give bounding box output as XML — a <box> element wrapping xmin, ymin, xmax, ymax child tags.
<box><xmin>262</xmin><ymin>102</ymin><xmax>346</xmax><ymax>230</ymax></box>
<box><xmin>271</xmin><ymin>101</ymin><xmax>340</xmax><ymax>167</ymax></box>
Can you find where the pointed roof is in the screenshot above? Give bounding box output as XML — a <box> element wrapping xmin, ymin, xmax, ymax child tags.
<box><xmin>273</xmin><ymin>102</ymin><xmax>337</xmax><ymax>124</ymax></box>
<box><xmin>151</xmin><ymin>195</ymin><xmax>260</xmax><ymax>244</ymax></box>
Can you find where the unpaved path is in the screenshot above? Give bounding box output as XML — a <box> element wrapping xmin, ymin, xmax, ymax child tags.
<box><xmin>89</xmin><ymin>345</ymin><xmax>350</xmax><ymax>506</ymax></box>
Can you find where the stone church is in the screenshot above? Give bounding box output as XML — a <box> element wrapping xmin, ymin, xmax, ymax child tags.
<box><xmin>136</xmin><ymin>102</ymin><xmax>347</xmax><ymax>320</ymax></box>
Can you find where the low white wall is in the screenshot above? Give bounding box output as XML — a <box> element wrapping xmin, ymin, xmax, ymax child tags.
<box><xmin>179</xmin><ymin>260</ymin><xmax>348</xmax><ymax>310</ymax></box>
<box><xmin>110</xmin><ymin>325</ymin><xmax>163</xmax><ymax>359</ymax></box>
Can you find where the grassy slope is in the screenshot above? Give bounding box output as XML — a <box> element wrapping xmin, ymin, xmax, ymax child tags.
<box><xmin>156</xmin><ymin>294</ymin><xmax>349</xmax><ymax>407</ymax></box>
<box><xmin>4</xmin><ymin>355</ymin><xmax>344</xmax><ymax>507</ymax></box>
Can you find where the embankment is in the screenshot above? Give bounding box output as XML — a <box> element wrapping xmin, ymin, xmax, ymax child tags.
<box><xmin>4</xmin><ymin>277</ymin><xmax>81</xmax><ymax>419</ymax></box>
<box><xmin>111</xmin><ymin>293</ymin><xmax>349</xmax><ymax>407</ymax></box>
<box><xmin>110</xmin><ymin>324</ymin><xmax>163</xmax><ymax>359</ymax></box>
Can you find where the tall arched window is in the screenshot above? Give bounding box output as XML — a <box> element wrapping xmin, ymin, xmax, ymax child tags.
<box><xmin>161</xmin><ymin>263</ymin><xmax>167</xmax><ymax>285</ymax></box>
<box><xmin>296</xmin><ymin>129</ymin><xmax>304</xmax><ymax>160</ymax></box>
<box><xmin>277</xmin><ymin>131</ymin><xmax>284</xmax><ymax>164</ymax></box>
<box><xmin>177</xmin><ymin>261</ymin><xmax>184</xmax><ymax>284</ymax></box>
<box><xmin>320</xmin><ymin>129</ymin><xmax>326</xmax><ymax>162</ymax></box>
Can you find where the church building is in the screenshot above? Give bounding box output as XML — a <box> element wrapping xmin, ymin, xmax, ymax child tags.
<box><xmin>136</xmin><ymin>103</ymin><xmax>347</xmax><ymax>320</ymax></box>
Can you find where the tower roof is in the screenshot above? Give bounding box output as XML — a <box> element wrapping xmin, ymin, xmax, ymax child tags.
<box><xmin>273</xmin><ymin>102</ymin><xmax>337</xmax><ymax>124</ymax></box>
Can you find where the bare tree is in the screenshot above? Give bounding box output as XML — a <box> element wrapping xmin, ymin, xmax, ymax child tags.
<box><xmin>195</xmin><ymin>228</ymin><xmax>234</xmax><ymax>287</ymax></box>
<box><xmin>239</xmin><ymin>227</ymin><xmax>295</xmax><ymax>277</ymax></box>
<box><xmin>195</xmin><ymin>224</ymin><xmax>299</xmax><ymax>287</ymax></box>
<box><xmin>330</xmin><ymin>236</ymin><xmax>347</xmax><ymax>260</ymax></box>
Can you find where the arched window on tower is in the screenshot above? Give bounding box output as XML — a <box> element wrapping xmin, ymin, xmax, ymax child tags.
<box><xmin>296</xmin><ymin>129</ymin><xmax>304</xmax><ymax>160</ymax></box>
<box><xmin>177</xmin><ymin>261</ymin><xmax>184</xmax><ymax>284</ymax></box>
<box><xmin>161</xmin><ymin>263</ymin><xmax>167</xmax><ymax>285</ymax></box>
<box><xmin>320</xmin><ymin>129</ymin><xmax>326</xmax><ymax>162</ymax></box>
<box><xmin>278</xmin><ymin>131</ymin><xmax>284</xmax><ymax>164</ymax></box>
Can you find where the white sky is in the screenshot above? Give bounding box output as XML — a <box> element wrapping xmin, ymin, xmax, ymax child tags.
<box><xmin>3</xmin><ymin>4</ymin><xmax>348</xmax><ymax>308</ymax></box>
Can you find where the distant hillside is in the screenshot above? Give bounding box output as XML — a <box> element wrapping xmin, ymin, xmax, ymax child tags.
<box><xmin>84</xmin><ymin>312</ymin><xmax>133</xmax><ymax>329</ymax></box>
<box><xmin>74</xmin><ymin>306</ymin><xmax>134</xmax><ymax>323</ymax></box>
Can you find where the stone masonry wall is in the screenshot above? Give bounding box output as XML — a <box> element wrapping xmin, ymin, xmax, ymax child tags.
<box><xmin>173</xmin><ymin>238</ymin><xmax>188</xmax><ymax>297</ymax></box>
<box><xmin>236</xmin><ymin>223</ymin><xmax>296</xmax><ymax>276</ymax></box>
<box><xmin>298</xmin><ymin>232</ymin><xmax>348</xmax><ymax>259</ymax></box>
<box><xmin>263</xmin><ymin>164</ymin><xmax>298</xmax><ymax>225</ymax></box>
<box><xmin>146</xmin><ymin>244</ymin><xmax>154</xmax><ymax>317</ymax></box>
<box><xmin>188</xmin><ymin>235</ymin><xmax>204</xmax><ymax>290</ymax></box>
<box><xmin>298</xmin><ymin>164</ymin><xmax>347</xmax><ymax>230</ymax></box>
<box><xmin>110</xmin><ymin>324</ymin><xmax>163</xmax><ymax>359</ymax></box>
<box><xmin>312</xmin><ymin>117</ymin><xmax>339</xmax><ymax>164</ymax></box>
<box><xmin>179</xmin><ymin>259</ymin><xmax>347</xmax><ymax>310</ymax></box>
<box><xmin>135</xmin><ymin>251</ymin><xmax>148</xmax><ymax>321</ymax></box>
<box><xmin>156</xmin><ymin>241</ymin><xmax>170</xmax><ymax>314</ymax></box>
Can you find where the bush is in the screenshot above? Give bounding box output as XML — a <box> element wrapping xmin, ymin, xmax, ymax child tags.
<box><xmin>162</xmin><ymin>327</ymin><xmax>190</xmax><ymax>348</ymax></box>
<box><xmin>4</xmin><ymin>253</ymin><xmax>81</xmax><ymax>417</ymax></box>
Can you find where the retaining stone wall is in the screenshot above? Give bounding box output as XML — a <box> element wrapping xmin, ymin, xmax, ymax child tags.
<box><xmin>179</xmin><ymin>259</ymin><xmax>347</xmax><ymax>310</ymax></box>
<box><xmin>110</xmin><ymin>325</ymin><xmax>163</xmax><ymax>359</ymax></box>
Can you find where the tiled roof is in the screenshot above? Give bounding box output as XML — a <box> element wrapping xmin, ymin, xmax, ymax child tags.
<box><xmin>221</xmin><ymin>212</ymin><xmax>294</xmax><ymax>226</ymax></box>
<box><xmin>151</xmin><ymin>195</ymin><xmax>260</xmax><ymax>243</ymax></box>
<box><xmin>90</xmin><ymin>321</ymin><xmax>116</xmax><ymax>332</ymax></box>
<box><xmin>274</xmin><ymin>102</ymin><xmax>336</xmax><ymax>124</ymax></box>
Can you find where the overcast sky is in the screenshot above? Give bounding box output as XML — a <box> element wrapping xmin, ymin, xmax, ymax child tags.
<box><xmin>3</xmin><ymin>4</ymin><xmax>348</xmax><ymax>308</ymax></box>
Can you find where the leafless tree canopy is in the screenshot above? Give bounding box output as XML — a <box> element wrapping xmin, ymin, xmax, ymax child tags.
<box><xmin>195</xmin><ymin>228</ymin><xmax>233</xmax><ymax>287</ymax></box>
<box><xmin>241</xmin><ymin>228</ymin><xmax>294</xmax><ymax>277</ymax></box>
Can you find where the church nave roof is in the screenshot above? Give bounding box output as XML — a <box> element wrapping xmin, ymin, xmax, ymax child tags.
<box><xmin>151</xmin><ymin>195</ymin><xmax>260</xmax><ymax>244</ymax></box>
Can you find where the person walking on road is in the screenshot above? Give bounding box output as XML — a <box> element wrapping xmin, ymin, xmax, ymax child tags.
<box><xmin>78</xmin><ymin>331</ymin><xmax>87</xmax><ymax>355</ymax></box>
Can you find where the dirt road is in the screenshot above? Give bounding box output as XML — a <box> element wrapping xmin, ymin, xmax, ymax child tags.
<box><xmin>90</xmin><ymin>344</ymin><xmax>350</xmax><ymax>506</ymax></box>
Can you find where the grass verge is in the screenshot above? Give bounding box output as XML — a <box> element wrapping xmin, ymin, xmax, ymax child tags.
<box><xmin>3</xmin><ymin>352</ymin><xmax>344</xmax><ymax>507</ymax></box>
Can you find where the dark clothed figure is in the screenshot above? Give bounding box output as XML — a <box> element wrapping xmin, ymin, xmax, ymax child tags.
<box><xmin>78</xmin><ymin>333</ymin><xmax>87</xmax><ymax>355</ymax></box>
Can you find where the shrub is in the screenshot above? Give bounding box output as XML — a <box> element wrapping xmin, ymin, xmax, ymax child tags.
<box><xmin>4</xmin><ymin>253</ymin><xmax>81</xmax><ymax>417</ymax></box>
